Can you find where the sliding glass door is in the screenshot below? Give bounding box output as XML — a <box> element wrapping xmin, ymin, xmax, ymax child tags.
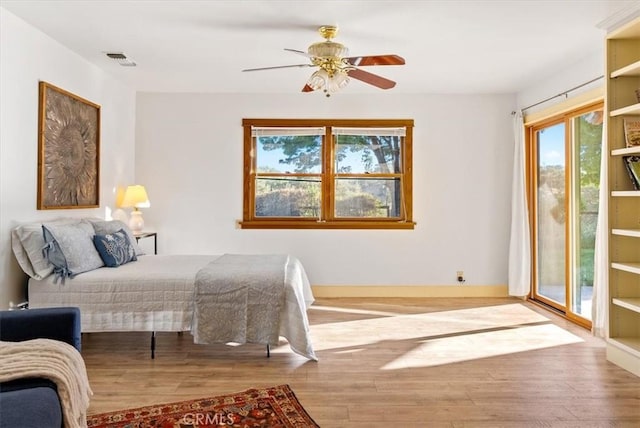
<box><xmin>528</xmin><ymin>103</ymin><xmax>603</xmax><ymax>327</ymax></box>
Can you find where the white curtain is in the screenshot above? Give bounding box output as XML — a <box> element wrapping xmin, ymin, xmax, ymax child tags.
<box><xmin>592</xmin><ymin>122</ymin><xmax>608</xmax><ymax>337</ymax></box>
<box><xmin>508</xmin><ymin>112</ymin><xmax>532</xmax><ymax>297</ymax></box>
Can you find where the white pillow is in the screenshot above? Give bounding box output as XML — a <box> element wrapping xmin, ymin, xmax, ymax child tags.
<box><xmin>42</xmin><ymin>221</ymin><xmax>104</xmax><ymax>281</ymax></box>
<box><xmin>11</xmin><ymin>218</ymin><xmax>82</xmax><ymax>279</ymax></box>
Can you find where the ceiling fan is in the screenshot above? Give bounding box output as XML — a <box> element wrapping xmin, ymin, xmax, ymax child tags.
<box><xmin>242</xmin><ymin>26</ymin><xmax>405</xmax><ymax>97</ymax></box>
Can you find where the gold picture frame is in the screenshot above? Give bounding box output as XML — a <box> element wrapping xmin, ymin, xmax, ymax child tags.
<box><xmin>37</xmin><ymin>82</ymin><xmax>100</xmax><ymax>209</ymax></box>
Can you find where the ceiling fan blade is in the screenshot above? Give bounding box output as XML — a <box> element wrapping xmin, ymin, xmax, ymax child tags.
<box><xmin>242</xmin><ymin>64</ymin><xmax>313</xmax><ymax>72</ymax></box>
<box><xmin>344</xmin><ymin>54</ymin><xmax>405</xmax><ymax>66</ymax></box>
<box><xmin>302</xmin><ymin>84</ymin><xmax>316</xmax><ymax>93</ymax></box>
<box><xmin>347</xmin><ymin>68</ymin><xmax>396</xmax><ymax>90</ymax></box>
<box><xmin>285</xmin><ymin>48</ymin><xmax>313</xmax><ymax>58</ymax></box>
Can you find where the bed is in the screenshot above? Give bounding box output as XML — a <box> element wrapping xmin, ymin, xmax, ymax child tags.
<box><xmin>12</xmin><ymin>218</ymin><xmax>317</xmax><ymax>361</ymax></box>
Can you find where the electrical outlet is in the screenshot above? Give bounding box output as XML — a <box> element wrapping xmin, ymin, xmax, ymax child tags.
<box><xmin>456</xmin><ymin>271</ymin><xmax>465</xmax><ymax>283</ymax></box>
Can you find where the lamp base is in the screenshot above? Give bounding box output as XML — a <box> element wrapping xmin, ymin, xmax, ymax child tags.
<box><xmin>129</xmin><ymin>211</ymin><xmax>144</xmax><ymax>233</ymax></box>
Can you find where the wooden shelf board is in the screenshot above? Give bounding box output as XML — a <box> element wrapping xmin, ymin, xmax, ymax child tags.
<box><xmin>606</xmin><ymin>341</ymin><xmax>640</xmax><ymax>377</ymax></box>
<box><xmin>612</xmin><ymin>297</ymin><xmax>640</xmax><ymax>314</ymax></box>
<box><xmin>611</xmin><ymin>146</ymin><xmax>640</xmax><ymax>156</ymax></box>
<box><xmin>611</xmin><ymin>190</ymin><xmax>640</xmax><ymax>197</ymax></box>
<box><xmin>609</xmin><ymin>16</ymin><xmax>640</xmax><ymax>39</ymax></box>
<box><xmin>610</xmin><ymin>103</ymin><xmax>640</xmax><ymax>117</ymax></box>
<box><xmin>612</xmin><ymin>228</ymin><xmax>640</xmax><ymax>237</ymax></box>
<box><xmin>610</xmin><ymin>59</ymin><xmax>640</xmax><ymax>78</ymax></box>
<box><xmin>611</xmin><ymin>262</ymin><xmax>640</xmax><ymax>274</ymax></box>
<box><xmin>608</xmin><ymin>337</ymin><xmax>640</xmax><ymax>357</ymax></box>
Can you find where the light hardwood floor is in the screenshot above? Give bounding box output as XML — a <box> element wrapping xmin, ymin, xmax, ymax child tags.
<box><xmin>82</xmin><ymin>298</ymin><xmax>640</xmax><ymax>427</ymax></box>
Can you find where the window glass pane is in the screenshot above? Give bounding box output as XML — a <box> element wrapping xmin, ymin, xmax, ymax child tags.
<box><xmin>255</xmin><ymin>177</ymin><xmax>320</xmax><ymax>217</ymax></box>
<box><xmin>335</xmin><ymin>178</ymin><xmax>401</xmax><ymax>217</ymax></box>
<box><xmin>256</xmin><ymin>135</ymin><xmax>322</xmax><ymax>174</ymax></box>
<box><xmin>571</xmin><ymin>110</ymin><xmax>603</xmax><ymax>320</ymax></box>
<box><xmin>335</xmin><ymin>134</ymin><xmax>402</xmax><ymax>174</ymax></box>
<box><xmin>536</xmin><ymin>122</ymin><xmax>566</xmax><ymax>305</ymax></box>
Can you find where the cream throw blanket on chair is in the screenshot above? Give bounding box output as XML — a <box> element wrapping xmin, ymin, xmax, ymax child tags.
<box><xmin>0</xmin><ymin>338</ymin><xmax>92</xmax><ymax>428</ymax></box>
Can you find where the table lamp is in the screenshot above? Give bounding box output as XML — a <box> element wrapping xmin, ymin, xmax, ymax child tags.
<box><xmin>121</xmin><ymin>185</ymin><xmax>150</xmax><ymax>233</ymax></box>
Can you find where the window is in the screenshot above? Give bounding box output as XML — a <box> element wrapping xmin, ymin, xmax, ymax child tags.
<box><xmin>241</xmin><ymin>119</ymin><xmax>414</xmax><ymax>229</ymax></box>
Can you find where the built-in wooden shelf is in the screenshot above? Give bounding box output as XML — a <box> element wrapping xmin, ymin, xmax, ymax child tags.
<box><xmin>611</xmin><ymin>190</ymin><xmax>640</xmax><ymax>197</ymax></box>
<box><xmin>610</xmin><ymin>103</ymin><xmax>640</xmax><ymax>117</ymax></box>
<box><xmin>612</xmin><ymin>297</ymin><xmax>640</xmax><ymax>314</ymax></box>
<box><xmin>608</xmin><ymin>337</ymin><xmax>640</xmax><ymax>357</ymax></box>
<box><xmin>612</xmin><ymin>146</ymin><xmax>640</xmax><ymax>156</ymax></box>
<box><xmin>606</xmin><ymin>16</ymin><xmax>640</xmax><ymax>378</ymax></box>
<box><xmin>611</xmin><ymin>262</ymin><xmax>640</xmax><ymax>275</ymax></box>
<box><xmin>612</xmin><ymin>228</ymin><xmax>640</xmax><ymax>238</ymax></box>
<box><xmin>610</xmin><ymin>59</ymin><xmax>640</xmax><ymax>78</ymax></box>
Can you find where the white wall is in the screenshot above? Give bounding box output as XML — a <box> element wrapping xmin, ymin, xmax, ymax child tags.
<box><xmin>0</xmin><ymin>9</ymin><xmax>137</xmax><ymax>307</ymax></box>
<box><xmin>515</xmin><ymin>2</ymin><xmax>640</xmax><ymax>113</ymax></box>
<box><xmin>517</xmin><ymin>51</ymin><xmax>604</xmax><ymax>113</ymax></box>
<box><xmin>136</xmin><ymin>92</ymin><xmax>516</xmax><ymax>287</ymax></box>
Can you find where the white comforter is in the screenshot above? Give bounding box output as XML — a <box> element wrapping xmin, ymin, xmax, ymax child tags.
<box><xmin>28</xmin><ymin>254</ymin><xmax>317</xmax><ymax>359</ymax></box>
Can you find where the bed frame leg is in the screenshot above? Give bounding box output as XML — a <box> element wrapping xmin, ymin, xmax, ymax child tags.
<box><xmin>266</xmin><ymin>344</ymin><xmax>270</xmax><ymax>358</ymax></box>
<box><xmin>151</xmin><ymin>331</ymin><xmax>156</xmax><ymax>359</ymax></box>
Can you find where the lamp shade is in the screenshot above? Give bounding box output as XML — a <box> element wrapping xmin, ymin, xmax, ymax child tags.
<box><xmin>121</xmin><ymin>185</ymin><xmax>150</xmax><ymax>209</ymax></box>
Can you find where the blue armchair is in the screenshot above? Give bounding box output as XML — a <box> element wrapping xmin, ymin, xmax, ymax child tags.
<box><xmin>0</xmin><ymin>307</ymin><xmax>82</xmax><ymax>428</ymax></box>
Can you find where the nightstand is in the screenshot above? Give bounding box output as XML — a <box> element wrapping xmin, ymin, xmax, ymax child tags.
<box><xmin>133</xmin><ymin>232</ymin><xmax>157</xmax><ymax>255</ymax></box>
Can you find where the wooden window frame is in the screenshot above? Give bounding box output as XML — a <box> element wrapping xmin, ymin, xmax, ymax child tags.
<box><xmin>241</xmin><ymin>118</ymin><xmax>415</xmax><ymax>229</ymax></box>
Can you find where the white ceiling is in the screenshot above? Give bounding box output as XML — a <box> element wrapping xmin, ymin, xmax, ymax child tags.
<box><xmin>2</xmin><ymin>0</ymin><xmax>639</xmax><ymax>95</ymax></box>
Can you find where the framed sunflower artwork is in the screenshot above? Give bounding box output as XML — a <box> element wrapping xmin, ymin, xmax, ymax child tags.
<box><xmin>37</xmin><ymin>82</ymin><xmax>100</xmax><ymax>209</ymax></box>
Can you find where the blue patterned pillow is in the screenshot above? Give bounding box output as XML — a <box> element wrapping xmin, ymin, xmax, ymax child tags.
<box><xmin>93</xmin><ymin>229</ymin><xmax>137</xmax><ymax>267</ymax></box>
<box><xmin>86</xmin><ymin>219</ymin><xmax>144</xmax><ymax>256</ymax></box>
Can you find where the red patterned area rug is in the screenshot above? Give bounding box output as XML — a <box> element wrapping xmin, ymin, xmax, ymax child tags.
<box><xmin>86</xmin><ymin>384</ymin><xmax>319</xmax><ymax>428</ymax></box>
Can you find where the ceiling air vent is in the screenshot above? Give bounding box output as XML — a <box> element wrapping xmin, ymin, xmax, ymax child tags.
<box><xmin>105</xmin><ymin>52</ymin><xmax>136</xmax><ymax>67</ymax></box>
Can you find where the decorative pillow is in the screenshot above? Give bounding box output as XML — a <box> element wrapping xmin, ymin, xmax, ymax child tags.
<box><xmin>11</xmin><ymin>218</ymin><xmax>83</xmax><ymax>279</ymax></box>
<box><xmin>93</xmin><ymin>229</ymin><xmax>137</xmax><ymax>267</ymax></box>
<box><xmin>85</xmin><ymin>219</ymin><xmax>144</xmax><ymax>256</ymax></box>
<box><xmin>42</xmin><ymin>222</ymin><xmax>104</xmax><ymax>281</ymax></box>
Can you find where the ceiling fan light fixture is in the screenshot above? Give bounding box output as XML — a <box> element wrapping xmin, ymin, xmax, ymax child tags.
<box><xmin>307</xmin><ymin>69</ymin><xmax>350</xmax><ymax>96</ymax></box>
<box><xmin>308</xmin><ymin>41</ymin><xmax>349</xmax><ymax>59</ymax></box>
<box><xmin>307</xmin><ymin>69</ymin><xmax>329</xmax><ymax>91</ymax></box>
<box><xmin>243</xmin><ymin>25</ymin><xmax>403</xmax><ymax>95</ymax></box>
<box><xmin>327</xmin><ymin>72</ymin><xmax>350</xmax><ymax>93</ymax></box>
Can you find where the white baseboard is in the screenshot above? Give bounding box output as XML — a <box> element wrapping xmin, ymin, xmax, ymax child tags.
<box><xmin>310</xmin><ymin>285</ymin><xmax>509</xmax><ymax>298</ymax></box>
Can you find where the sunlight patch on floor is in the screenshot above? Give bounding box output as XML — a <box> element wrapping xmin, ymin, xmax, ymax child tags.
<box><xmin>380</xmin><ymin>323</ymin><xmax>583</xmax><ymax>370</ymax></box>
<box><xmin>306</xmin><ymin>303</ymin><xmax>552</xmax><ymax>352</ymax></box>
<box><xmin>268</xmin><ymin>303</ymin><xmax>586</xmax><ymax>366</ymax></box>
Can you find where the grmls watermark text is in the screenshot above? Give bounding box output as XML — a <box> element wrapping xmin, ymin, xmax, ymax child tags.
<box><xmin>182</xmin><ymin>412</ymin><xmax>235</xmax><ymax>425</ymax></box>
